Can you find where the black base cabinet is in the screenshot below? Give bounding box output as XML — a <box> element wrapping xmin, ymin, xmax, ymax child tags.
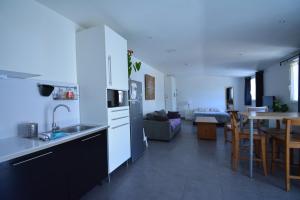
<box><xmin>0</xmin><ymin>130</ymin><xmax>108</xmax><ymax>200</ymax></box>
<box><xmin>0</xmin><ymin>146</ymin><xmax>68</xmax><ymax>200</ymax></box>
<box><xmin>68</xmin><ymin>130</ymin><xmax>108</xmax><ymax>200</ymax></box>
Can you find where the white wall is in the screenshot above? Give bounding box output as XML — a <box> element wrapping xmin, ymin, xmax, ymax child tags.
<box><xmin>0</xmin><ymin>78</ymin><xmax>80</xmax><ymax>139</ymax></box>
<box><xmin>176</xmin><ymin>74</ymin><xmax>244</xmax><ymax>114</ymax></box>
<box><xmin>264</xmin><ymin>62</ymin><xmax>298</xmax><ymax>112</ymax></box>
<box><xmin>0</xmin><ymin>0</ymin><xmax>78</xmax><ymax>83</ymax></box>
<box><xmin>130</xmin><ymin>57</ymin><xmax>165</xmax><ymax>115</ymax></box>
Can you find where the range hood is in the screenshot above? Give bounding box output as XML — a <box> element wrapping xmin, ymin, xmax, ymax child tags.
<box><xmin>0</xmin><ymin>70</ymin><xmax>40</xmax><ymax>79</ymax></box>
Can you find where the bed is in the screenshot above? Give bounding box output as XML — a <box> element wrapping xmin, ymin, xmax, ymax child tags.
<box><xmin>193</xmin><ymin>111</ymin><xmax>230</xmax><ymax>124</ymax></box>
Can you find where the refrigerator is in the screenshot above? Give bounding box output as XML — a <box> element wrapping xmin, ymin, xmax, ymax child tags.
<box><xmin>129</xmin><ymin>80</ymin><xmax>146</xmax><ymax>162</ymax></box>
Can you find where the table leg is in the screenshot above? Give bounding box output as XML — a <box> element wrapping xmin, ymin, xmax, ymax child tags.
<box><xmin>240</xmin><ymin>115</ymin><xmax>244</xmax><ymax>132</ymax></box>
<box><xmin>249</xmin><ymin>119</ymin><xmax>254</xmax><ymax>178</ymax></box>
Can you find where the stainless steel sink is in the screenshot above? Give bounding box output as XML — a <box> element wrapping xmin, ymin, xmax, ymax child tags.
<box><xmin>39</xmin><ymin>125</ymin><xmax>96</xmax><ymax>141</ymax></box>
<box><xmin>60</xmin><ymin>125</ymin><xmax>95</xmax><ymax>134</ymax></box>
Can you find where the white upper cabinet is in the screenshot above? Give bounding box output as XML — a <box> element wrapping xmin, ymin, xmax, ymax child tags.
<box><xmin>76</xmin><ymin>25</ymin><xmax>129</xmax><ymax>125</ymax></box>
<box><xmin>105</xmin><ymin>26</ymin><xmax>128</xmax><ymax>91</ymax></box>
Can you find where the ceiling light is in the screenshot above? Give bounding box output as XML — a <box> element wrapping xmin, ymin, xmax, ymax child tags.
<box><xmin>166</xmin><ymin>49</ymin><xmax>176</xmax><ymax>53</ymax></box>
<box><xmin>147</xmin><ymin>36</ymin><xmax>153</xmax><ymax>40</ymax></box>
<box><xmin>278</xmin><ymin>19</ymin><xmax>286</xmax><ymax>24</ymax></box>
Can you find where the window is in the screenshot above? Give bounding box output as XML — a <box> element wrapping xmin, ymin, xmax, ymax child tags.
<box><xmin>290</xmin><ymin>58</ymin><xmax>299</xmax><ymax>102</ymax></box>
<box><xmin>250</xmin><ymin>77</ymin><xmax>256</xmax><ymax>101</ymax></box>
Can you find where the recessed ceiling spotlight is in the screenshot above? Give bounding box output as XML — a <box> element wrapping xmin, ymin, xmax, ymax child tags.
<box><xmin>278</xmin><ymin>19</ymin><xmax>286</xmax><ymax>24</ymax></box>
<box><xmin>166</xmin><ymin>49</ymin><xmax>176</xmax><ymax>53</ymax></box>
<box><xmin>147</xmin><ymin>36</ymin><xmax>153</xmax><ymax>40</ymax></box>
<box><xmin>238</xmin><ymin>53</ymin><xmax>244</xmax><ymax>56</ymax></box>
<box><xmin>184</xmin><ymin>63</ymin><xmax>189</xmax><ymax>67</ymax></box>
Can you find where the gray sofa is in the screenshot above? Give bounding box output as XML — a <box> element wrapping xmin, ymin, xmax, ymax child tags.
<box><xmin>143</xmin><ymin>110</ymin><xmax>181</xmax><ymax>141</ymax></box>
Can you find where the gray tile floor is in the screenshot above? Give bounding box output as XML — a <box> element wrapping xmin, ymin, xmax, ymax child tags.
<box><xmin>83</xmin><ymin>121</ymin><xmax>300</xmax><ymax>200</ymax></box>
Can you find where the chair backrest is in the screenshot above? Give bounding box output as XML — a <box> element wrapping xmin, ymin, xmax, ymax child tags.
<box><xmin>247</xmin><ymin>106</ymin><xmax>268</xmax><ymax>112</ymax></box>
<box><xmin>285</xmin><ymin>119</ymin><xmax>300</xmax><ymax>145</ymax></box>
<box><xmin>230</xmin><ymin>111</ymin><xmax>240</xmax><ymax>142</ymax></box>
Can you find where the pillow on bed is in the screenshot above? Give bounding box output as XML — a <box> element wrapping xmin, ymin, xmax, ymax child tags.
<box><xmin>198</xmin><ymin>107</ymin><xmax>208</xmax><ymax>112</ymax></box>
<box><xmin>209</xmin><ymin>108</ymin><xmax>220</xmax><ymax>112</ymax></box>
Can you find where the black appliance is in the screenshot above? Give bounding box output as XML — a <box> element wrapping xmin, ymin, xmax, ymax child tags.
<box><xmin>129</xmin><ymin>80</ymin><xmax>145</xmax><ymax>162</ymax></box>
<box><xmin>107</xmin><ymin>89</ymin><xmax>128</xmax><ymax>108</ymax></box>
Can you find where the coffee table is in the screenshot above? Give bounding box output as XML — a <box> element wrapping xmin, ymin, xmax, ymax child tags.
<box><xmin>195</xmin><ymin>117</ymin><xmax>218</xmax><ymax>140</ymax></box>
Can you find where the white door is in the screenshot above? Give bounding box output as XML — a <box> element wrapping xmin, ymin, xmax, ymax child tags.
<box><xmin>105</xmin><ymin>26</ymin><xmax>128</xmax><ymax>91</ymax></box>
<box><xmin>165</xmin><ymin>76</ymin><xmax>177</xmax><ymax>111</ymax></box>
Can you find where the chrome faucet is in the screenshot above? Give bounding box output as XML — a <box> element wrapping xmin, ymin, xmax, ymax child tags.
<box><xmin>52</xmin><ymin>104</ymin><xmax>71</xmax><ymax>132</ymax></box>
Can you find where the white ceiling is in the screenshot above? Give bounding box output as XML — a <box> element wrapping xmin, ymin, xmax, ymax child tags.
<box><xmin>37</xmin><ymin>0</ymin><xmax>300</xmax><ymax>77</ymax></box>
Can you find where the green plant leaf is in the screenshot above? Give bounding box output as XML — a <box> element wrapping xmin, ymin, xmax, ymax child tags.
<box><xmin>135</xmin><ymin>62</ymin><xmax>141</xmax><ymax>71</ymax></box>
<box><xmin>128</xmin><ymin>66</ymin><xmax>132</xmax><ymax>77</ymax></box>
<box><xmin>128</xmin><ymin>55</ymin><xmax>132</xmax><ymax>66</ymax></box>
<box><xmin>127</xmin><ymin>50</ymin><xmax>142</xmax><ymax>77</ymax></box>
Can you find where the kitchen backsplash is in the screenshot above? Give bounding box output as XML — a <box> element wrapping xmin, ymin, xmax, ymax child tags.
<box><xmin>0</xmin><ymin>78</ymin><xmax>80</xmax><ymax>139</ymax></box>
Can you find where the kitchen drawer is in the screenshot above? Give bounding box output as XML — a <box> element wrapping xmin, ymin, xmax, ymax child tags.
<box><xmin>109</xmin><ymin>116</ymin><xmax>129</xmax><ymax>128</ymax></box>
<box><xmin>108</xmin><ymin>107</ymin><xmax>129</xmax><ymax>121</ymax></box>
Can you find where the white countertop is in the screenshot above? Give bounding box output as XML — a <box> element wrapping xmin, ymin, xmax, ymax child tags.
<box><xmin>0</xmin><ymin>125</ymin><xmax>109</xmax><ymax>163</ymax></box>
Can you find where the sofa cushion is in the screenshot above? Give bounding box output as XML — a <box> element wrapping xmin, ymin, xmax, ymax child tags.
<box><xmin>154</xmin><ymin>110</ymin><xmax>168</xmax><ymax>121</ymax></box>
<box><xmin>146</xmin><ymin>110</ymin><xmax>168</xmax><ymax>121</ymax></box>
<box><xmin>169</xmin><ymin>118</ymin><xmax>181</xmax><ymax>131</ymax></box>
<box><xmin>167</xmin><ymin>111</ymin><xmax>180</xmax><ymax>119</ymax></box>
<box><xmin>146</xmin><ymin>112</ymin><xmax>156</xmax><ymax>120</ymax></box>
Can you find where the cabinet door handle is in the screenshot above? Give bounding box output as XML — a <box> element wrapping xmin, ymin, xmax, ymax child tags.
<box><xmin>111</xmin><ymin>116</ymin><xmax>128</xmax><ymax>121</ymax></box>
<box><xmin>108</xmin><ymin>55</ymin><xmax>112</xmax><ymax>85</ymax></box>
<box><xmin>111</xmin><ymin>108</ymin><xmax>128</xmax><ymax>112</ymax></box>
<box><xmin>12</xmin><ymin>152</ymin><xmax>53</xmax><ymax>167</ymax></box>
<box><xmin>81</xmin><ymin>133</ymin><xmax>102</xmax><ymax>142</ymax></box>
<box><xmin>111</xmin><ymin>123</ymin><xmax>129</xmax><ymax>130</ymax></box>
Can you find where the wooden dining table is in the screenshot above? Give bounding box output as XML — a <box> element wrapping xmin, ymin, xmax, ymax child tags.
<box><xmin>240</xmin><ymin>112</ymin><xmax>300</xmax><ymax>178</ymax></box>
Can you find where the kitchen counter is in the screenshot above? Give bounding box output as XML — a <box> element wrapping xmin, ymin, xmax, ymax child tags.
<box><xmin>0</xmin><ymin>125</ymin><xmax>109</xmax><ymax>163</ymax></box>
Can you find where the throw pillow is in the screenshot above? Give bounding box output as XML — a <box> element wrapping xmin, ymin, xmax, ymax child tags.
<box><xmin>167</xmin><ymin>111</ymin><xmax>180</xmax><ymax>119</ymax></box>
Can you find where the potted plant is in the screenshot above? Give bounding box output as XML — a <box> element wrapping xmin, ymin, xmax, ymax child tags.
<box><xmin>273</xmin><ymin>99</ymin><xmax>289</xmax><ymax>112</ymax></box>
<box><xmin>128</xmin><ymin>49</ymin><xmax>141</xmax><ymax>77</ymax></box>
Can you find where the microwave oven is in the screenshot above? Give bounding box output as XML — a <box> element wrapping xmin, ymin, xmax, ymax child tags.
<box><xmin>107</xmin><ymin>89</ymin><xmax>128</xmax><ymax>108</ymax></box>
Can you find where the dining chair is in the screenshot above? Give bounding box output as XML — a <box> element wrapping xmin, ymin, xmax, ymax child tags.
<box><xmin>272</xmin><ymin>119</ymin><xmax>300</xmax><ymax>191</ymax></box>
<box><xmin>230</xmin><ymin>112</ymin><xmax>268</xmax><ymax>176</ymax></box>
<box><xmin>263</xmin><ymin>120</ymin><xmax>285</xmax><ymax>174</ymax></box>
<box><xmin>224</xmin><ymin>111</ymin><xmax>239</xmax><ymax>143</ymax></box>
